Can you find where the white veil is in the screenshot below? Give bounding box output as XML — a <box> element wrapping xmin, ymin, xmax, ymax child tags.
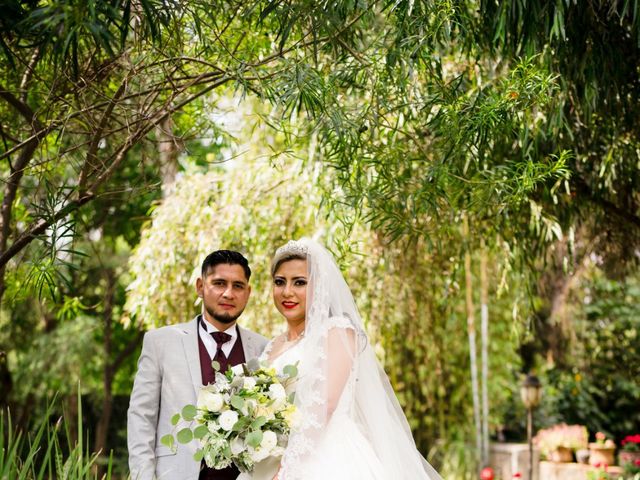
<box><xmin>274</xmin><ymin>238</ymin><xmax>442</xmax><ymax>480</ymax></box>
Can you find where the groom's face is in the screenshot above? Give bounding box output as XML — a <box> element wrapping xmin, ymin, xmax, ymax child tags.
<box><xmin>197</xmin><ymin>263</ymin><xmax>251</xmax><ymax>327</ymax></box>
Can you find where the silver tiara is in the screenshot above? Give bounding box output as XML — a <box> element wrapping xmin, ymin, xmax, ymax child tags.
<box><xmin>271</xmin><ymin>240</ymin><xmax>308</xmax><ymax>275</ymax></box>
<box><xmin>274</xmin><ymin>240</ymin><xmax>308</xmax><ymax>259</ymax></box>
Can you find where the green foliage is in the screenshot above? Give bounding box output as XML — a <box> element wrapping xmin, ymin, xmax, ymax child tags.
<box><xmin>0</xmin><ymin>0</ymin><xmax>379</xmax><ymax>297</ymax></box>
<box><xmin>10</xmin><ymin>315</ymin><xmax>102</xmax><ymax>399</ymax></box>
<box><xmin>540</xmin><ymin>273</ymin><xmax>640</xmax><ymax>442</ymax></box>
<box><xmin>0</xmin><ymin>393</ymin><xmax>113</xmax><ymax>479</ymax></box>
<box><xmin>624</xmin><ymin>462</ymin><xmax>640</xmax><ymax>478</ymax></box>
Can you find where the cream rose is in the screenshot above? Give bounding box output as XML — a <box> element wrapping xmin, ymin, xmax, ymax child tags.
<box><xmin>197</xmin><ymin>389</ymin><xmax>224</xmax><ymax>412</ymax></box>
<box><xmin>261</xmin><ymin>430</ymin><xmax>278</xmax><ymax>451</ymax></box>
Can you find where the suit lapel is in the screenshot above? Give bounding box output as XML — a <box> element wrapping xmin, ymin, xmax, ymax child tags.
<box><xmin>238</xmin><ymin>325</ymin><xmax>257</xmax><ymax>360</ymax></box>
<box><xmin>181</xmin><ymin>317</ymin><xmax>202</xmax><ymax>396</ymax></box>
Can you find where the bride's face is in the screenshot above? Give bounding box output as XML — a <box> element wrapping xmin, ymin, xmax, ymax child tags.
<box><xmin>272</xmin><ymin>259</ymin><xmax>308</xmax><ymax>326</ymax></box>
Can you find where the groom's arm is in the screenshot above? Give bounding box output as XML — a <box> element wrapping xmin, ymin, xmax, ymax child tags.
<box><xmin>127</xmin><ymin>331</ymin><xmax>162</xmax><ymax>480</ymax></box>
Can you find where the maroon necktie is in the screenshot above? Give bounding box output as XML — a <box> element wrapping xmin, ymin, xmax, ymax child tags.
<box><xmin>210</xmin><ymin>331</ymin><xmax>232</xmax><ymax>373</ymax></box>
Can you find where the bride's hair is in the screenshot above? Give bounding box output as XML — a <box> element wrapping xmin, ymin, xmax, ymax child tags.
<box><xmin>270</xmin><ymin>252</ymin><xmax>306</xmax><ymax>277</ymax></box>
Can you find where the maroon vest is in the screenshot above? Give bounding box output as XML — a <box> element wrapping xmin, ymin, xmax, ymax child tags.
<box><xmin>197</xmin><ymin>323</ymin><xmax>245</xmax><ymax>480</ymax></box>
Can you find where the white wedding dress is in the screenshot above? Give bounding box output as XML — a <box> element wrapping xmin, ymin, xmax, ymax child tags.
<box><xmin>262</xmin><ymin>331</ymin><xmax>391</xmax><ymax>480</ymax></box>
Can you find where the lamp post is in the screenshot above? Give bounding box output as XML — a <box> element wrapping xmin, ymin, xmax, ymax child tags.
<box><xmin>520</xmin><ymin>374</ymin><xmax>542</xmax><ymax>480</ymax></box>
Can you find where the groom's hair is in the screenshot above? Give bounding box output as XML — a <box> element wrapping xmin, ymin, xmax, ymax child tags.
<box><xmin>201</xmin><ymin>250</ymin><xmax>251</xmax><ymax>280</ymax></box>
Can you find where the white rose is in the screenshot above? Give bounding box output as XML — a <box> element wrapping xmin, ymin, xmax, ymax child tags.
<box><xmin>230</xmin><ymin>437</ymin><xmax>246</xmax><ymax>455</ymax></box>
<box><xmin>268</xmin><ymin>383</ymin><xmax>286</xmax><ymax>400</ymax></box>
<box><xmin>243</xmin><ymin>376</ymin><xmax>257</xmax><ymax>390</ymax></box>
<box><xmin>249</xmin><ymin>446</ymin><xmax>270</xmax><ymax>462</ymax></box>
<box><xmin>261</xmin><ymin>430</ymin><xmax>277</xmax><ymax>451</ymax></box>
<box><xmin>218</xmin><ymin>410</ymin><xmax>239</xmax><ymax>431</ymax></box>
<box><xmin>231</xmin><ymin>364</ymin><xmax>244</xmax><ymax>375</ymax></box>
<box><xmin>269</xmin><ymin>383</ymin><xmax>287</xmax><ymax>408</ymax></box>
<box><xmin>197</xmin><ymin>389</ymin><xmax>224</xmax><ymax>413</ymax></box>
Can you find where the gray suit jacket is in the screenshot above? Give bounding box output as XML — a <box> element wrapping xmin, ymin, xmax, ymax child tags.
<box><xmin>127</xmin><ymin>317</ymin><xmax>269</xmax><ymax>480</ymax></box>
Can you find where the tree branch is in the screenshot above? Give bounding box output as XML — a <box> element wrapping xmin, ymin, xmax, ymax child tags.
<box><xmin>0</xmin><ymin>86</ymin><xmax>41</xmax><ymax>128</ymax></box>
<box><xmin>0</xmin><ymin>74</ymin><xmax>233</xmax><ymax>269</ymax></box>
<box><xmin>0</xmin><ymin>192</ymin><xmax>96</xmax><ymax>268</ymax></box>
<box><xmin>19</xmin><ymin>48</ymin><xmax>41</xmax><ymax>103</ymax></box>
<box><xmin>112</xmin><ymin>330</ymin><xmax>144</xmax><ymax>373</ymax></box>
<box><xmin>576</xmin><ymin>176</ymin><xmax>640</xmax><ymax>230</ymax></box>
<box><xmin>79</xmin><ymin>77</ymin><xmax>130</xmax><ymax>195</ymax></box>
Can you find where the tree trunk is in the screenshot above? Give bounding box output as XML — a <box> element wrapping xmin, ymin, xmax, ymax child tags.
<box><xmin>463</xmin><ymin>215</ymin><xmax>482</xmax><ymax>469</ymax></box>
<box><xmin>93</xmin><ymin>270</ymin><xmax>116</xmax><ymax>459</ymax></box>
<box><xmin>480</xmin><ymin>240</ymin><xmax>490</xmax><ymax>466</ymax></box>
<box><xmin>0</xmin><ymin>352</ymin><xmax>12</xmax><ymax>408</ymax></box>
<box><xmin>157</xmin><ymin>116</ymin><xmax>180</xmax><ymax>197</ymax></box>
<box><xmin>93</xmin><ymin>269</ymin><xmax>144</xmax><ymax>470</ymax></box>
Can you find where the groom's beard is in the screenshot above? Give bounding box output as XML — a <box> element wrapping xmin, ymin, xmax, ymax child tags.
<box><xmin>205</xmin><ymin>305</ymin><xmax>244</xmax><ymax>324</ymax></box>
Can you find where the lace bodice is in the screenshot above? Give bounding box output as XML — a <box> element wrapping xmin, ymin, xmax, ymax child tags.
<box><xmin>261</xmin><ymin>319</ymin><xmax>357</xmax><ymax>418</ymax></box>
<box><xmin>261</xmin><ymin>338</ymin><xmax>305</xmax><ymax>385</ymax></box>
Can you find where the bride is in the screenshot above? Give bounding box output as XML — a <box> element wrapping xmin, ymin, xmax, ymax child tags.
<box><xmin>244</xmin><ymin>238</ymin><xmax>442</xmax><ymax>480</ymax></box>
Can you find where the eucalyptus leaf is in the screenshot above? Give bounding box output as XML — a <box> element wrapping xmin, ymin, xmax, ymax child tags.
<box><xmin>182</xmin><ymin>404</ymin><xmax>197</xmax><ymax>421</ymax></box>
<box><xmin>193</xmin><ymin>449</ymin><xmax>204</xmax><ymax>462</ymax></box>
<box><xmin>171</xmin><ymin>413</ymin><xmax>181</xmax><ymax>426</ymax></box>
<box><xmin>246</xmin><ymin>430</ymin><xmax>263</xmax><ymax>448</ymax></box>
<box><xmin>177</xmin><ymin>428</ymin><xmax>194</xmax><ymax>444</ymax></box>
<box><xmin>194</xmin><ymin>425</ymin><xmax>209</xmax><ymax>439</ymax></box>
<box><xmin>230</xmin><ymin>395</ymin><xmax>245</xmax><ymax>410</ymax></box>
<box><xmin>283</xmin><ymin>364</ymin><xmax>298</xmax><ymax>378</ymax></box>
<box><xmin>160</xmin><ymin>434</ymin><xmax>175</xmax><ymax>449</ymax></box>
<box><xmin>251</xmin><ymin>416</ymin><xmax>267</xmax><ymax>430</ymax></box>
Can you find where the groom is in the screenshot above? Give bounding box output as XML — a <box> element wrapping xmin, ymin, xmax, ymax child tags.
<box><xmin>128</xmin><ymin>250</ymin><xmax>269</xmax><ymax>480</ymax></box>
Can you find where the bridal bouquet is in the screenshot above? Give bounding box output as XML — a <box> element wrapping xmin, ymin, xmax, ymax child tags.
<box><xmin>162</xmin><ymin>358</ymin><xmax>298</xmax><ymax>472</ymax></box>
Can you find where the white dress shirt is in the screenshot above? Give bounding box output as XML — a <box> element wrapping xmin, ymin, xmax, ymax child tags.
<box><xmin>198</xmin><ymin>317</ymin><xmax>239</xmax><ymax>359</ymax></box>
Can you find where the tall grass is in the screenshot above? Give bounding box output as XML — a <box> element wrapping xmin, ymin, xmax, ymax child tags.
<box><xmin>0</xmin><ymin>390</ymin><xmax>114</xmax><ymax>479</ymax></box>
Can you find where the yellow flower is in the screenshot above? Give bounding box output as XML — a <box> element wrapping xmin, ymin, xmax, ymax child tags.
<box><xmin>283</xmin><ymin>404</ymin><xmax>300</xmax><ymax>428</ymax></box>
